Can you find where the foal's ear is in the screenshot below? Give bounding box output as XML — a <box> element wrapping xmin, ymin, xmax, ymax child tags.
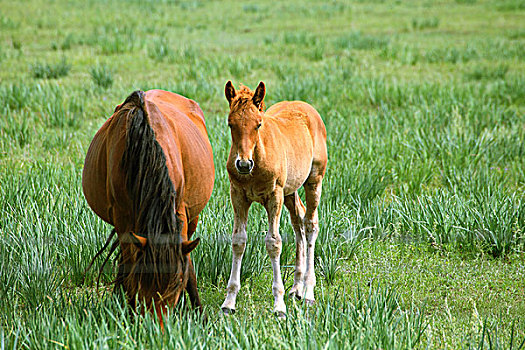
<box><xmin>252</xmin><ymin>81</ymin><xmax>265</xmax><ymax>110</ymax></box>
<box><xmin>225</xmin><ymin>81</ymin><xmax>236</xmax><ymax>106</ymax></box>
<box><xmin>182</xmin><ymin>237</ymin><xmax>200</xmax><ymax>255</ymax></box>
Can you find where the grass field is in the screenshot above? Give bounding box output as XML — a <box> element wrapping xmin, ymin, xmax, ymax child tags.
<box><xmin>1</xmin><ymin>0</ymin><xmax>525</xmax><ymax>348</ymax></box>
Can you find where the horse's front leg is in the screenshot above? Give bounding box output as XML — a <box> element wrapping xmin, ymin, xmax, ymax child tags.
<box><xmin>264</xmin><ymin>187</ymin><xmax>286</xmax><ymax>318</ymax></box>
<box><xmin>221</xmin><ymin>187</ymin><xmax>251</xmax><ymax>315</ymax></box>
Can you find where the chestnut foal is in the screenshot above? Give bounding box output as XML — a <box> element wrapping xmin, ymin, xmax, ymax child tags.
<box><xmin>221</xmin><ymin>81</ymin><xmax>327</xmax><ymax>317</ymax></box>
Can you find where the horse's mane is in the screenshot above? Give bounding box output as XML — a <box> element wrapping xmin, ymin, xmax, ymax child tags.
<box><xmin>231</xmin><ymin>84</ymin><xmax>265</xmax><ymax>112</ymax></box>
<box><xmin>117</xmin><ymin>90</ymin><xmax>187</xmax><ymax>309</ymax></box>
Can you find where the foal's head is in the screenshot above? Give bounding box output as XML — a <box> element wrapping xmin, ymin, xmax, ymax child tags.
<box><xmin>225</xmin><ymin>81</ymin><xmax>265</xmax><ymax>175</ymax></box>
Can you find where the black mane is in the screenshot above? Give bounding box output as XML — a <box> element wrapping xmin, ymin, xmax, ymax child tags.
<box><xmin>118</xmin><ymin>90</ymin><xmax>186</xmax><ymax>307</ymax></box>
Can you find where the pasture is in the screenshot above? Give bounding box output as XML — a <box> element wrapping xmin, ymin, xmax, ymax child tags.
<box><xmin>1</xmin><ymin>0</ymin><xmax>524</xmax><ymax>348</ymax></box>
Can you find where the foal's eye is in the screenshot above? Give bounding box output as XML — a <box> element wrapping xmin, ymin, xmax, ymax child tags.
<box><xmin>228</xmin><ymin>123</ymin><xmax>232</xmax><ymax>128</ymax></box>
<box><xmin>256</xmin><ymin>123</ymin><xmax>262</xmax><ymax>130</ymax></box>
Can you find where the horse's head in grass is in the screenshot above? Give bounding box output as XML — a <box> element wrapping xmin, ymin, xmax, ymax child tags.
<box><xmin>225</xmin><ymin>81</ymin><xmax>265</xmax><ymax>175</ymax></box>
<box><xmin>118</xmin><ymin>231</ymin><xmax>200</xmax><ymax>319</ymax></box>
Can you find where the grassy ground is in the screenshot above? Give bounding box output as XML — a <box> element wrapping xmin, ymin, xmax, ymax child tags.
<box><xmin>1</xmin><ymin>0</ymin><xmax>524</xmax><ymax>348</ymax></box>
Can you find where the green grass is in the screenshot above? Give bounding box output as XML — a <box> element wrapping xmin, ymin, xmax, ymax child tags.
<box><xmin>30</xmin><ymin>58</ymin><xmax>71</xmax><ymax>79</ymax></box>
<box><xmin>89</xmin><ymin>64</ymin><xmax>113</xmax><ymax>89</ymax></box>
<box><xmin>0</xmin><ymin>0</ymin><xmax>524</xmax><ymax>348</ymax></box>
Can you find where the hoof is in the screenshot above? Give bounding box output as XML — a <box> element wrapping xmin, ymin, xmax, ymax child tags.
<box><xmin>221</xmin><ymin>307</ymin><xmax>235</xmax><ymax>315</ymax></box>
<box><xmin>305</xmin><ymin>299</ymin><xmax>315</xmax><ymax>306</ymax></box>
<box><xmin>274</xmin><ymin>311</ymin><xmax>286</xmax><ymax>320</ymax></box>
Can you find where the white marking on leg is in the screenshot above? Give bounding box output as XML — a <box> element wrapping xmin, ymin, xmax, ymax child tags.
<box><xmin>265</xmin><ymin>190</ymin><xmax>286</xmax><ymax>315</ymax></box>
<box><xmin>303</xmin><ymin>181</ymin><xmax>322</xmax><ymax>303</ymax></box>
<box><xmin>222</xmin><ymin>195</ymin><xmax>250</xmax><ymax>313</ymax></box>
<box><xmin>304</xmin><ymin>213</ymin><xmax>318</xmax><ymax>302</ymax></box>
<box><xmin>290</xmin><ymin>226</ymin><xmax>306</xmax><ymax>298</ymax></box>
<box><xmin>285</xmin><ymin>193</ymin><xmax>307</xmax><ymax>299</ymax></box>
<box><xmin>265</xmin><ymin>233</ymin><xmax>286</xmax><ymax>314</ymax></box>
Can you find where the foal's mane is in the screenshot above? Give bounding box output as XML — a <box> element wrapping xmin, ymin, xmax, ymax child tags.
<box><xmin>231</xmin><ymin>84</ymin><xmax>265</xmax><ymax>112</ymax></box>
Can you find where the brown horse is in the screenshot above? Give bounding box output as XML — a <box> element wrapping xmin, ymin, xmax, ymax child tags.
<box><xmin>82</xmin><ymin>90</ymin><xmax>214</xmax><ymax>325</ymax></box>
<box><xmin>220</xmin><ymin>81</ymin><xmax>327</xmax><ymax>317</ymax></box>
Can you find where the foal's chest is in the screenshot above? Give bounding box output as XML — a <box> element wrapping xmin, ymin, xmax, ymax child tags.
<box><xmin>244</xmin><ymin>184</ymin><xmax>275</xmax><ymax>203</ymax></box>
<box><xmin>230</xmin><ymin>176</ymin><xmax>277</xmax><ymax>204</ymax></box>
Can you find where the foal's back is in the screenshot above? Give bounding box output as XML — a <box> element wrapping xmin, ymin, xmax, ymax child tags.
<box><xmin>265</xmin><ymin>101</ymin><xmax>327</xmax><ymax>185</ymax></box>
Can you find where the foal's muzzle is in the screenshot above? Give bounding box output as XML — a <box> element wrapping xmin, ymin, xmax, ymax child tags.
<box><xmin>235</xmin><ymin>159</ymin><xmax>254</xmax><ymax>174</ymax></box>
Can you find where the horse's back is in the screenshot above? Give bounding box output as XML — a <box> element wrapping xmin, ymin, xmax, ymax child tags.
<box><xmin>144</xmin><ymin>90</ymin><xmax>208</xmax><ymax>136</ymax></box>
<box><xmin>144</xmin><ymin>90</ymin><xmax>215</xmax><ymax>219</ymax></box>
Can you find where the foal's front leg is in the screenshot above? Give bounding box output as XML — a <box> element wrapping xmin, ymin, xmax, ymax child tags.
<box><xmin>221</xmin><ymin>189</ymin><xmax>251</xmax><ymax>315</ymax></box>
<box><xmin>264</xmin><ymin>188</ymin><xmax>286</xmax><ymax>318</ymax></box>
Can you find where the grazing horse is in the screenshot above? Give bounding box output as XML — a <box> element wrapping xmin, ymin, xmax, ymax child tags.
<box><xmin>82</xmin><ymin>90</ymin><xmax>214</xmax><ymax>325</ymax></box>
<box><xmin>221</xmin><ymin>81</ymin><xmax>327</xmax><ymax>317</ymax></box>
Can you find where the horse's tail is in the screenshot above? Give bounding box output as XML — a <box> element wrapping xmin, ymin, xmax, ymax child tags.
<box><xmin>118</xmin><ymin>90</ymin><xmax>185</xmax><ymax>305</ymax></box>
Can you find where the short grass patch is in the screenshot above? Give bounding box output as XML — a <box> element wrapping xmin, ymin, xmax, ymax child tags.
<box><xmin>89</xmin><ymin>64</ymin><xmax>113</xmax><ymax>89</ymax></box>
<box><xmin>30</xmin><ymin>57</ymin><xmax>71</xmax><ymax>79</ymax></box>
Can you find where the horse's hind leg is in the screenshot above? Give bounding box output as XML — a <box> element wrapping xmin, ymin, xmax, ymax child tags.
<box><xmin>284</xmin><ymin>192</ymin><xmax>306</xmax><ymax>300</ymax></box>
<box><xmin>303</xmin><ymin>174</ymin><xmax>324</xmax><ymax>304</ymax></box>
<box><xmin>185</xmin><ymin>217</ymin><xmax>202</xmax><ymax>311</ymax></box>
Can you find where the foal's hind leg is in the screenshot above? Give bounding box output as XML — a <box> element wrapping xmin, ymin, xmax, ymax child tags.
<box><xmin>284</xmin><ymin>192</ymin><xmax>306</xmax><ymax>300</ymax></box>
<box><xmin>303</xmin><ymin>175</ymin><xmax>324</xmax><ymax>303</ymax></box>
